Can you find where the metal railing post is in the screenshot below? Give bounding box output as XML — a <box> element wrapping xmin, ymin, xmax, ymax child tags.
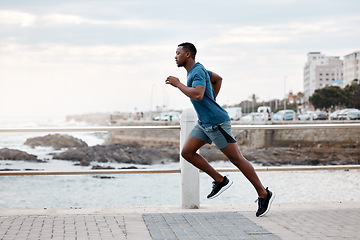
<box><xmin>180</xmin><ymin>108</ymin><xmax>200</xmax><ymax>209</ymax></box>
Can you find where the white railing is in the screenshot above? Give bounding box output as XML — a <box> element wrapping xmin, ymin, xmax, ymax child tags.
<box><xmin>1</xmin><ymin>109</ymin><xmax>360</xmax><ymax>209</ymax></box>
<box><xmin>232</xmin><ymin>123</ymin><xmax>360</xmax><ymax>130</ymax></box>
<box><xmin>1</xmin><ymin>123</ymin><xmax>359</xmax><ymax>133</ymax></box>
<box><xmin>0</xmin><ymin>125</ymin><xmax>180</xmax><ymax>133</ymax></box>
<box><xmin>1</xmin><ymin>165</ymin><xmax>359</xmax><ymax>176</ymax></box>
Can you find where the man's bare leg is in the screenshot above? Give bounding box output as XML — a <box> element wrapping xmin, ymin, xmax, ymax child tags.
<box><xmin>181</xmin><ymin>136</ymin><xmax>223</xmax><ymax>183</ymax></box>
<box><xmin>220</xmin><ymin>142</ymin><xmax>267</xmax><ymax>198</ymax></box>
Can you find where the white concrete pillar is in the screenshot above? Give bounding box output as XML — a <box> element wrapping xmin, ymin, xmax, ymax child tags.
<box><xmin>180</xmin><ymin>108</ymin><xmax>200</xmax><ymax>209</ymax></box>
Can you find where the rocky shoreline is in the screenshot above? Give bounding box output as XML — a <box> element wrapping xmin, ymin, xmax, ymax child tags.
<box><xmin>0</xmin><ymin>134</ymin><xmax>359</xmax><ymax>169</ymax></box>
<box><xmin>0</xmin><ymin>148</ymin><xmax>44</xmax><ymax>162</ymax></box>
<box><xmin>200</xmin><ymin>145</ymin><xmax>360</xmax><ymax>166</ymax></box>
<box><xmin>52</xmin><ymin>142</ymin><xmax>178</xmax><ymax>166</ymax></box>
<box><xmin>24</xmin><ymin>134</ymin><xmax>88</xmax><ymax>150</ymax></box>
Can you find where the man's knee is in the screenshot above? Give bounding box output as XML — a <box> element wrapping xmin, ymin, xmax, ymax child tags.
<box><xmin>181</xmin><ymin>148</ymin><xmax>194</xmax><ymax>160</ymax></box>
<box><xmin>181</xmin><ymin>149</ymin><xmax>189</xmax><ymax>159</ymax></box>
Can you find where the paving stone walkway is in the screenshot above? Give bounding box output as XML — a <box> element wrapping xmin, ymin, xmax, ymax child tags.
<box><xmin>0</xmin><ymin>202</ymin><xmax>359</xmax><ymax>239</ymax></box>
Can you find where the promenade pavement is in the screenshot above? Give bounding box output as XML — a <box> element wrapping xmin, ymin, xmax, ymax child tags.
<box><xmin>0</xmin><ymin>201</ymin><xmax>359</xmax><ymax>240</ymax></box>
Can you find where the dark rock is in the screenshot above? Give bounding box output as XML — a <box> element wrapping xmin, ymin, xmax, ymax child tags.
<box><xmin>120</xmin><ymin>166</ymin><xmax>139</xmax><ymax>169</ymax></box>
<box><xmin>91</xmin><ymin>165</ymin><xmax>115</xmax><ymax>170</ymax></box>
<box><xmin>25</xmin><ymin>134</ymin><xmax>88</xmax><ymax>150</ymax></box>
<box><xmin>93</xmin><ymin>176</ymin><xmax>115</xmax><ymax>179</ymax></box>
<box><xmin>81</xmin><ymin>160</ymin><xmax>90</xmax><ymax>166</ymax></box>
<box><xmin>0</xmin><ymin>148</ymin><xmax>40</xmax><ymax>162</ymax></box>
<box><xmin>53</xmin><ymin>142</ymin><xmax>179</xmax><ymax>165</ymax></box>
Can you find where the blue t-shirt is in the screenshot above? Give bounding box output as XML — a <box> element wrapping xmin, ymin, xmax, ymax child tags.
<box><xmin>187</xmin><ymin>62</ymin><xmax>230</xmax><ymax>127</ymax></box>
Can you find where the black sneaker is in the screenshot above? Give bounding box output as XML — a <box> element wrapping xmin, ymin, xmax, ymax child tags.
<box><xmin>207</xmin><ymin>176</ymin><xmax>233</xmax><ymax>199</ymax></box>
<box><xmin>255</xmin><ymin>187</ymin><xmax>275</xmax><ymax>217</ymax></box>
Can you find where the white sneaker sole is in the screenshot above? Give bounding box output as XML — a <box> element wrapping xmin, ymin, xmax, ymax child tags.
<box><xmin>207</xmin><ymin>179</ymin><xmax>233</xmax><ymax>199</ymax></box>
<box><xmin>258</xmin><ymin>191</ymin><xmax>276</xmax><ymax>217</ymax></box>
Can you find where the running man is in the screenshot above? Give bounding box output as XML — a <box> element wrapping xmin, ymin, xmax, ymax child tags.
<box><xmin>165</xmin><ymin>42</ymin><xmax>275</xmax><ymax>217</ymax></box>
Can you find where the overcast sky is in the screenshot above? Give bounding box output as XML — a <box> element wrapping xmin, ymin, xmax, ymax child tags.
<box><xmin>1</xmin><ymin>0</ymin><xmax>359</xmax><ymax>118</ymax></box>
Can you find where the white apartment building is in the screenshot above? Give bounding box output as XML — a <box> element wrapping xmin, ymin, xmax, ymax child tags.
<box><xmin>303</xmin><ymin>52</ymin><xmax>343</xmax><ymax>100</ymax></box>
<box><xmin>343</xmin><ymin>51</ymin><xmax>360</xmax><ymax>86</ymax></box>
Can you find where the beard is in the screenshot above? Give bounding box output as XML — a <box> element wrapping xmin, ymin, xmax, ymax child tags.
<box><xmin>176</xmin><ymin>60</ymin><xmax>184</xmax><ymax>67</ymax></box>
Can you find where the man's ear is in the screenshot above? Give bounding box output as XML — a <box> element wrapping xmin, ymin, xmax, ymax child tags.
<box><xmin>186</xmin><ymin>52</ymin><xmax>191</xmax><ymax>58</ymax></box>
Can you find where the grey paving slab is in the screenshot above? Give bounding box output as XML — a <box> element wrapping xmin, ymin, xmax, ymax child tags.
<box><xmin>143</xmin><ymin>212</ymin><xmax>279</xmax><ymax>240</ymax></box>
<box><xmin>0</xmin><ymin>214</ymin><xmax>128</xmax><ymax>240</ymax></box>
<box><xmin>242</xmin><ymin>203</ymin><xmax>360</xmax><ymax>240</ymax></box>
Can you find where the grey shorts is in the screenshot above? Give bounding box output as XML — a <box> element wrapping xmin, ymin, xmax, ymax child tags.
<box><xmin>189</xmin><ymin>121</ymin><xmax>236</xmax><ymax>149</ymax></box>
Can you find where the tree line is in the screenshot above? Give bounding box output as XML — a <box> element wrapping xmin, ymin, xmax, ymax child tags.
<box><xmin>309</xmin><ymin>80</ymin><xmax>360</xmax><ymax>110</ymax></box>
<box><xmin>223</xmin><ymin>80</ymin><xmax>359</xmax><ymax>113</ymax></box>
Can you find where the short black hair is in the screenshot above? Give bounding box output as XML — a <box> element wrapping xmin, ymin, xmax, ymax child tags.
<box><xmin>178</xmin><ymin>42</ymin><xmax>197</xmax><ymax>59</ymax></box>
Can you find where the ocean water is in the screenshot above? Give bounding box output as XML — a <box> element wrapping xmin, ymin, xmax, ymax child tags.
<box><xmin>0</xmin><ymin>116</ymin><xmax>359</xmax><ymax>209</ymax></box>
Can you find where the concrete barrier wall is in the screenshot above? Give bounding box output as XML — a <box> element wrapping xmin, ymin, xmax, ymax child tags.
<box><xmin>106</xmin><ymin>121</ymin><xmax>180</xmax><ymax>147</ymax></box>
<box><xmin>271</xmin><ymin>128</ymin><xmax>359</xmax><ymax>147</ymax></box>
<box><xmin>107</xmin><ymin>121</ymin><xmax>360</xmax><ymax>149</ymax></box>
<box><xmin>235</xmin><ymin>127</ymin><xmax>360</xmax><ymax>149</ymax></box>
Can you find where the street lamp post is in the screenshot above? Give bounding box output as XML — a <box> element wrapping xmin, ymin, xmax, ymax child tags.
<box><xmin>284</xmin><ymin>76</ymin><xmax>287</xmax><ymax>110</ymax></box>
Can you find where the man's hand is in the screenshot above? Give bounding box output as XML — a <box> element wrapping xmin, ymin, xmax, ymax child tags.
<box><xmin>165</xmin><ymin>75</ymin><xmax>205</xmax><ymax>101</ymax></box>
<box><xmin>165</xmin><ymin>76</ymin><xmax>180</xmax><ymax>87</ymax></box>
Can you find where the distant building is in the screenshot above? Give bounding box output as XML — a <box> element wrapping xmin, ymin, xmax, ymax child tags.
<box><xmin>326</xmin><ymin>78</ymin><xmax>343</xmax><ymax>88</ymax></box>
<box><xmin>303</xmin><ymin>52</ymin><xmax>343</xmax><ymax>100</ymax></box>
<box><xmin>343</xmin><ymin>51</ymin><xmax>360</xmax><ymax>86</ymax></box>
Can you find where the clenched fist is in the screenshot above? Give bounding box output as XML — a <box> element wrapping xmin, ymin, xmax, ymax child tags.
<box><xmin>165</xmin><ymin>76</ymin><xmax>180</xmax><ymax>87</ymax></box>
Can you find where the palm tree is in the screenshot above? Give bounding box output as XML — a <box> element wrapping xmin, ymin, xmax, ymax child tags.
<box><xmin>295</xmin><ymin>92</ymin><xmax>304</xmax><ymax>105</ymax></box>
<box><xmin>249</xmin><ymin>94</ymin><xmax>259</xmax><ymax>112</ymax></box>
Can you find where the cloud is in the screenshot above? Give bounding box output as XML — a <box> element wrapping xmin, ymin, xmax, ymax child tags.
<box><xmin>0</xmin><ymin>10</ymin><xmax>165</xmax><ymax>30</ymax></box>
<box><xmin>0</xmin><ymin>40</ymin><xmax>177</xmax><ymax>116</ymax></box>
<box><xmin>0</xmin><ymin>41</ymin><xmax>173</xmax><ymax>67</ymax></box>
<box><xmin>42</xmin><ymin>13</ymin><xmax>88</xmax><ymax>25</ymax></box>
<box><xmin>217</xmin><ymin>26</ymin><xmax>290</xmax><ymax>44</ymax></box>
<box><xmin>0</xmin><ymin>10</ymin><xmax>37</xmax><ymax>27</ymax></box>
<box><xmin>41</xmin><ymin>13</ymin><xmax>164</xmax><ymax>29</ymax></box>
<box><xmin>208</xmin><ymin>15</ymin><xmax>360</xmax><ymax>49</ymax></box>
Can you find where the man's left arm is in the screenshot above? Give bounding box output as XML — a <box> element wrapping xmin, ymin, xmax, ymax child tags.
<box><xmin>210</xmin><ymin>72</ymin><xmax>222</xmax><ymax>98</ymax></box>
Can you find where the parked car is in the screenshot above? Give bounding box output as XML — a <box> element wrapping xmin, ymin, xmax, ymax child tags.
<box><xmin>337</xmin><ymin>108</ymin><xmax>358</xmax><ymax>120</ymax></box>
<box><xmin>241</xmin><ymin>112</ymin><xmax>262</xmax><ymax>123</ymax></box>
<box><xmin>347</xmin><ymin>110</ymin><xmax>360</xmax><ymax>120</ymax></box>
<box><xmin>330</xmin><ymin>110</ymin><xmax>341</xmax><ymax>120</ymax></box>
<box><xmin>152</xmin><ymin>114</ymin><xmax>160</xmax><ymax>121</ymax></box>
<box><xmin>160</xmin><ymin>111</ymin><xmax>181</xmax><ymax>121</ymax></box>
<box><xmin>298</xmin><ymin>112</ymin><xmax>312</xmax><ymax>121</ymax></box>
<box><xmin>226</xmin><ymin>107</ymin><xmax>242</xmax><ymax>121</ymax></box>
<box><xmin>312</xmin><ymin>111</ymin><xmax>328</xmax><ymax>120</ymax></box>
<box><xmin>273</xmin><ymin>110</ymin><xmax>296</xmax><ymax>121</ymax></box>
<box><xmin>153</xmin><ymin>111</ymin><xmax>181</xmax><ymax>122</ymax></box>
<box><xmin>257</xmin><ymin>106</ymin><xmax>272</xmax><ymax>120</ymax></box>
